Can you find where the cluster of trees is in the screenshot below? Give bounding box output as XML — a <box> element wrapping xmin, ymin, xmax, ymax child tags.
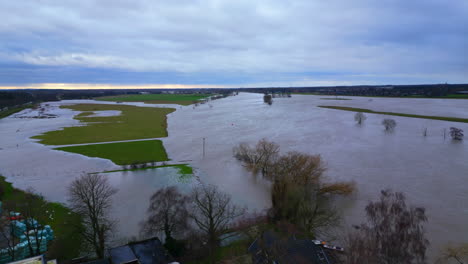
<box><xmin>355</xmin><ymin>112</ymin><xmax>393</xmax><ymax>130</ymax></box>
<box><xmin>354</xmin><ymin>113</ymin><xmax>465</xmax><ymax>141</ymax></box>
<box><xmin>139</xmin><ymin>184</ymin><xmax>245</xmax><ymax>263</ymax></box>
<box><xmin>65</xmin><ymin>140</ymin><xmax>465</xmax><ymax>263</ymax></box>
<box><xmin>67</xmin><ymin>173</ymin><xmax>245</xmax><ymax>263</ymax></box>
<box><xmin>233</xmin><ymin>139</ymin><xmax>355</xmax><ymax>236</ymax></box>
<box><xmin>354</xmin><ymin>112</ymin><xmax>397</xmax><ymax>131</ymax></box>
<box><xmin>450</xmin><ymin>127</ymin><xmax>464</xmax><ymax>140</ymax></box>
<box><xmin>263</xmin><ymin>94</ymin><xmax>273</xmax><ymax>105</ymax></box>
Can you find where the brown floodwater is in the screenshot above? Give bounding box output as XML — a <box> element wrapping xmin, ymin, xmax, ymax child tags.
<box><xmin>0</xmin><ymin>93</ymin><xmax>467</xmax><ymax>260</ymax></box>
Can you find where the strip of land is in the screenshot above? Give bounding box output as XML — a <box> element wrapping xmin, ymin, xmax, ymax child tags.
<box><xmin>96</xmin><ymin>93</ymin><xmax>212</xmax><ymax>106</ymax></box>
<box><xmin>32</xmin><ymin>104</ymin><xmax>175</xmax><ymax>145</ymax></box>
<box><xmin>0</xmin><ymin>104</ymin><xmax>35</xmax><ymax>119</ymax></box>
<box><xmin>55</xmin><ymin>140</ymin><xmax>169</xmax><ymax>165</ymax></box>
<box><xmin>320</xmin><ymin>98</ymin><xmax>351</xmax><ymax>100</ymax></box>
<box><xmin>100</xmin><ymin>164</ymin><xmax>193</xmax><ymax>175</ymax></box>
<box><xmin>295</xmin><ymin>93</ymin><xmax>468</xmax><ymax>99</ymax></box>
<box><xmin>318</xmin><ymin>105</ymin><xmax>468</xmax><ymax>123</ymax></box>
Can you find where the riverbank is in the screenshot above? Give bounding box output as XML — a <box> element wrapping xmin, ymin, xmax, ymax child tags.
<box><xmin>0</xmin><ymin>105</ymin><xmax>35</xmax><ymax>119</ymax></box>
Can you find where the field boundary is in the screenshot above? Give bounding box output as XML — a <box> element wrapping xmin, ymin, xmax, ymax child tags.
<box><xmin>318</xmin><ymin>105</ymin><xmax>468</xmax><ymax>123</ymax></box>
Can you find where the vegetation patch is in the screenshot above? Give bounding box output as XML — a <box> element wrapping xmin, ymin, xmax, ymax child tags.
<box><xmin>0</xmin><ymin>175</ymin><xmax>83</xmax><ymax>261</ymax></box>
<box><xmin>318</xmin><ymin>105</ymin><xmax>468</xmax><ymax>123</ymax></box>
<box><xmin>0</xmin><ymin>105</ymin><xmax>35</xmax><ymax>119</ymax></box>
<box><xmin>101</xmin><ymin>164</ymin><xmax>193</xmax><ymax>175</ymax></box>
<box><xmin>320</xmin><ymin>98</ymin><xmax>352</xmax><ymax>100</ymax></box>
<box><xmin>292</xmin><ymin>92</ymin><xmax>320</xmax><ymax>95</ymax></box>
<box><xmin>55</xmin><ymin>140</ymin><xmax>169</xmax><ymax>165</ymax></box>
<box><xmin>97</xmin><ymin>94</ymin><xmax>212</xmax><ymax>106</ymax></box>
<box><xmin>32</xmin><ymin>104</ymin><xmax>175</xmax><ymax>145</ymax></box>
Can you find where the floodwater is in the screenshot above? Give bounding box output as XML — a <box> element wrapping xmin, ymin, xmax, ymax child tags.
<box><xmin>0</xmin><ymin>93</ymin><xmax>467</xmax><ymax>260</ymax></box>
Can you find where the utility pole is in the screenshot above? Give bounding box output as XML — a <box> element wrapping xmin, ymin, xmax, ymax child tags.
<box><xmin>203</xmin><ymin>138</ymin><xmax>205</xmax><ymax>158</ymax></box>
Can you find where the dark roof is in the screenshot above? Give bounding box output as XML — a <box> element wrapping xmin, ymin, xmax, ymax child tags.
<box><xmin>248</xmin><ymin>231</ymin><xmax>332</xmax><ymax>264</ymax></box>
<box><xmin>109</xmin><ymin>245</ymin><xmax>138</xmax><ymax>264</ymax></box>
<box><xmin>108</xmin><ymin>237</ymin><xmax>174</xmax><ymax>264</ymax></box>
<box><xmin>81</xmin><ymin>259</ymin><xmax>111</xmax><ymax>264</ymax></box>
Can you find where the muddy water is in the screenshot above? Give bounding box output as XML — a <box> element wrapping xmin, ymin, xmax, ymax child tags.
<box><xmin>0</xmin><ymin>94</ymin><xmax>467</xmax><ymax>259</ymax></box>
<box><xmin>163</xmin><ymin>93</ymin><xmax>468</xmax><ymax>259</ymax></box>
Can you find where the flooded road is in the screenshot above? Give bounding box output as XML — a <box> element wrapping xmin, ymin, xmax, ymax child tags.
<box><xmin>0</xmin><ymin>93</ymin><xmax>467</xmax><ymax>259</ymax></box>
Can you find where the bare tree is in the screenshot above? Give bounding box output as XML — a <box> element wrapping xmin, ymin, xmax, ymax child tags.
<box><xmin>345</xmin><ymin>190</ymin><xmax>429</xmax><ymax>264</ymax></box>
<box><xmin>189</xmin><ymin>184</ymin><xmax>246</xmax><ymax>263</ymax></box>
<box><xmin>382</xmin><ymin>118</ymin><xmax>397</xmax><ymax>131</ymax></box>
<box><xmin>354</xmin><ymin>112</ymin><xmax>367</xmax><ymax>125</ymax></box>
<box><xmin>68</xmin><ymin>174</ymin><xmax>117</xmax><ymax>258</ymax></box>
<box><xmin>450</xmin><ymin>127</ymin><xmax>464</xmax><ymax>140</ymax></box>
<box><xmin>234</xmin><ymin>140</ymin><xmax>355</xmax><ymax>236</ymax></box>
<box><xmin>140</xmin><ymin>186</ymin><xmax>189</xmax><ymax>241</ymax></box>
<box><xmin>435</xmin><ymin>243</ymin><xmax>468</xmax><ymax>264</ymax></box>
<box><xmin>233</xmin><ymin>139</ymin><xmax>279</xmax><ymax>176</ymax></box>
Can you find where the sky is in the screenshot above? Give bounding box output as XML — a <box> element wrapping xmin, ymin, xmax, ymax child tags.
<box><xmin>1</xmin><ymin>0</ymin><xmax>467</xmax><ymax>89</ymax></box>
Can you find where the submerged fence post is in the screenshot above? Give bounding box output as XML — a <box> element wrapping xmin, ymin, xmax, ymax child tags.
<box><xmin>203</xmin><ymin>137</ymin><xmax>205</xmax><ymax>158</ymax></box>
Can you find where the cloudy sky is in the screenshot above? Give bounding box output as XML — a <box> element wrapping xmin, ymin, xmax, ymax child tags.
<box><xmin>1</xmin><ymin>0</ymin><xmax>467</xmax><ymax>89</ymax></box>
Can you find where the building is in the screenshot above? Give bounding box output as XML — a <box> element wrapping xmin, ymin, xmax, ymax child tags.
<box><xmin>248</xmin><ymin>231</ymin><xmax>341</xmax><ymax>264</ymax></box>
<box><xmin>108</xmin><ymin>237</ymin><xmax>175</xmax><ymax>264</ymax></box>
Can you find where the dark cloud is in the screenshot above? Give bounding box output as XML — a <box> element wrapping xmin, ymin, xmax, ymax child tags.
<box><xmin>0</xmin><ymin>0</ymin><xmax>467</xmax><ymax>86</ymax></box>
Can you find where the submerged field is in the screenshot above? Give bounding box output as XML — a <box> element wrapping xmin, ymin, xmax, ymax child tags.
<box><xmin>1</xmin><ymin>93</ymin><xmax>467</xmax><ymax>261</ymax></box>
<box><xmin>55</xmin><ymin>140</ymin><xmax>169</xmax><ymax>165</ymax></box>
<box><xmin>97</xmin><ymin>93</ymin><xmax>212</xmax><ymax>106</ymax></box>
<box><xmin>32</xmin><ymin>104</ymin><xmax>175</xmax><ymax>145</ymax></box>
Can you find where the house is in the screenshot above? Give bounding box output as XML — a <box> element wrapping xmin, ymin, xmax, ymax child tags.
<box><xmin>108</xmin><ymin>237</ymin><xmax>175</xmax><ymax>264</ymax></box>
<box><xmin>248</xmin><ymin>231</ymin><xmax>340</xmax><ymax>264</ymax></box>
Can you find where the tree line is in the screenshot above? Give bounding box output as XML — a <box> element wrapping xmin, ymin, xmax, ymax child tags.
<box><xmin>65</xmin><ymin>139</ymin><xmax>467</xmax><ymax>263</ymax></box>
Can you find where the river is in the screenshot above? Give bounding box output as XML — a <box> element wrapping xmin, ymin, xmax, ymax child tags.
<box><xmin>0</xmin><ymin>93</ymin><xmax>467</xmax><ymax>260</ymax></box>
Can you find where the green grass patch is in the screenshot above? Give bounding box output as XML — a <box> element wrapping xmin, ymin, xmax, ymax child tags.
<box><xmin>0</xmin><ymin>176</ymin><xmax>83</xmax><ymax>261</ymax></box>
<box><xmin>32</xmin><ymin>104</ymin><xmax>175</xmax><ymax>145</ymax></box>
<box><xmin>318</xmin><ymin>105</ymin><xmax>468</xmax><ymax>123</ymax></box>
<box><xmin>444</xmin><ymin>94</ymin><xmax>468</xmax><ymax>99</ymax></box>
<box><xmin>97</xmin><ymin>94</ymin><xmax>212</xmax><ymax>106</ymax></box>
<box><xmin>55</xmin><ymin>140</ymin><xmax>169</xmax><ymax>165</ymax></box>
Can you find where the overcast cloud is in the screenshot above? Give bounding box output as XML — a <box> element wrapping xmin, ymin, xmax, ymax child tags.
<box><xmin>0</xmin><ymin>0</ymin><xmax>467</xmax><ymax>87</ymax></box>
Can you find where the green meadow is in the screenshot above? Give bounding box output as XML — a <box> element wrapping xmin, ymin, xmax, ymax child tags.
<box><xmin>32</xmin><ymin>104</ymin><xmax>175</xmax><ymax>145</ymax></box>
<box><xmin>97</xmin><ymin>93</ymin><xmax>212</xmax><ymax>106</ymax></box>
<box><xmin>318</xmin><ymin>105</ymin><xmax>468</xmax><ymax>123</ymax></box>
<box><xmin>55</xmin><ymin>140</ymin><xmax>169</xmax><ymax>165</ymax></box>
